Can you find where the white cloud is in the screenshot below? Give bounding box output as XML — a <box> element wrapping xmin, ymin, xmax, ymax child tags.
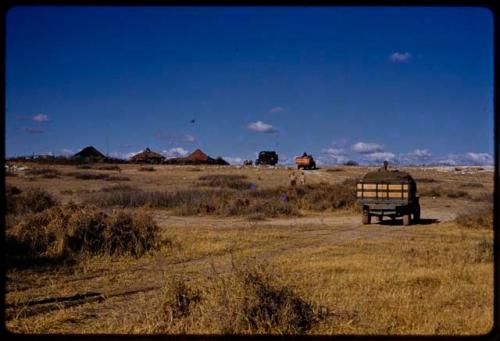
<box><xmin>389</xmin><ymin>52</ymin><xmax>412</xmax><ymax>63</ymax></box>
<box><xmin>323</xmin><ymin>148</ymin><xmax>346</xmax><ymax>156</ymax></box>
<box><xmin>161</xmin><ymin>147</ymin><xmax>189</xmax><ymax>159</ymax></box>
<box><xmin>223</xmin><ymin>156</ymin><xmax>243</xmax><ymax>165</ymax></box>
<box><xmin>109</xmin><ymin>151</ymin><xmax>141</xmax><ymax>160</ymax></box>
<box><xmin>269</xmin><ymin>106</ymin><xmax>284</xmax><ymax>113</ymax></box>
<box><xmin>32</xmin><ymin>114</ymin><xmax>49</xmax><ymax>122</ymax></box>
<box><xmin>247</xmin><ymin>121</ymin><xmax>277</xmax><ymax>133</ymax></box>
<box><xmin>363</xmin><ymin>152</ymin><xmax>396</xmax><ymax>162</ymax></box>
<box><xmin>182</xmin><ymin>134</ymin><xmax>196</xmax><ymax>143</ymax></box>
<box><xmin>436</xmin><ymin>152</ymin><xmax>493</xmax><ymax>166</ymax></box>
<box><xmin>60</xmin><ymin>148</ymin><xmax>74</xmax><ymax>156</ymax></box>
<box><xmin>351</xmin><ymin>142</ymin><xmax>384</xmax><ymax>154</ymax></box>
<box><xmin>319</xmin><ymin>148</ymin><xmax>348</xmax><ymax>165</ymax></box>
<box><xmin>465</xmin><ymin>152</ymin><xmax>493</xmax><ymax>165</ymax></box>
<box><xmin>399</xmin><ymin>149</ymin><xmax>433</xmax><ymax>165</ymax></box>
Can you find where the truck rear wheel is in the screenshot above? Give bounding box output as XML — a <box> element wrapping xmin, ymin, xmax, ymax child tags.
<box><xmin>413</xmin><ymin>211</ymin><xmax>420</xmax><ymax>223</ymax></box>
<box><xmin>403</xmin><ymin>214</ymin><xmax>411</xmax><ymax>226</ymax></box>
<box><xmin>414</xmin><ymin>205</ymin><xmax>421</xmax><ymax>223</ymax></box>
<box><xmin>362</xmin><ymin>212</ymin><xmax>371</xmax><ymax>225</ymax></box>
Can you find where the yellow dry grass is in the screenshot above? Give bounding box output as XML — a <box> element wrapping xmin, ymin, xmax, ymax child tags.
<box><xmin>4</xmin><ymin>163</ymin><xmax>494</xmax><ymax>335</ymax></box>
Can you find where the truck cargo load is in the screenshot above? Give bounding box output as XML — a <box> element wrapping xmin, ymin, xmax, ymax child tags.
<box><xmin>356</xmin><ymin>161</ymin><xmax>420</xmax><ymax>225</ymax></box>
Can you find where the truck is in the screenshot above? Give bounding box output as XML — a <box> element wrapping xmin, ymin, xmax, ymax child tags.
<box><xmin>255</xmin><ymin>151</ymin><xmax>278</xmax><ymax>166</ymax></box>
<box><xmin>356</xmin><ymin>162</ymin><xmax>420</xmax><ymax>226</ymax></box>
<box><xmin>295</xmin><ymin>153</ymin><xmax>316</xmax><ymax>170</ymax></box>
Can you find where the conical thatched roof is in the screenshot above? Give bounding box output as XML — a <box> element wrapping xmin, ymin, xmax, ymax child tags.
<box><xmin>164</xmin><ymin>148</ymin><xmax>229</xmax><ymax>165</ymax></box>
<box><xmin>72</xmin><ymin>146</ymin><xmax>105</xmax><ymax>159</ymax></box>
<box><xmin>185</xmin><ymin>149</ymin><xmax>209</xmax><ymax>162</ymax></box>
<box><xmin>130</xmin><ymin>148</ymin><xmax>166</xmax><ymax>164</ymax></box>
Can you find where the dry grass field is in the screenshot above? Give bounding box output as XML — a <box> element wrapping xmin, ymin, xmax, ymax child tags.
<box><xmin>4</xmin><ymin>163</ymin><xmax>494</xmax><ymax>335</ymax></box>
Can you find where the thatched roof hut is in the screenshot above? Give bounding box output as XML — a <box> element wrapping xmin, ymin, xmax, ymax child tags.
<box><xmin>185</xmin><ymin>149</ymin><xmax>210</xmax><ymax>162</ymax></box>
<box><xmin>72</xmin><ymin>146</ymin><xmax>105</xmax><ymax>160</ymax></box>
<box><xmin>166</xmin><ymin>149</ymin><xmax>229</xmax><ymax>165</ymax></box>
<box><xmin>130</xmin><ymin>148</ymin><xmax>166</xmax><ymax>164</ymax></box>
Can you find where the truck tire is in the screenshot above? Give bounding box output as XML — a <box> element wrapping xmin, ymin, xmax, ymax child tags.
<box><xmin>403</xmin><ymin>214</ymin><xmax>411</xmax><ymax>226</ymax></box>
<box><xmin>414</xmin><ymin>205</ymin><xmax>421</xmax><ymax>223</ymax></box>
<box><xmin>362</xmin><ymin>212</ymin><xmax>371</xmax><ymax>225</ymax></box>
<box><xmin>414</xmin><ymin>210</ymin><xmax>420</xmax><ymax>223</ymax></box>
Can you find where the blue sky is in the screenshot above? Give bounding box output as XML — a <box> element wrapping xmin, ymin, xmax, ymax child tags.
<box><xmin>6</xmin><ymin>6</ymin><xmax>494</xmax><ymax>165</ymax></box>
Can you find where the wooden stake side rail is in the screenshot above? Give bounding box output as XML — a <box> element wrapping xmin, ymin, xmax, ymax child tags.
<box><xmin>356</xmin><ymin>183</ymin><xmax>409</xmax><ymax>199</ymax></box>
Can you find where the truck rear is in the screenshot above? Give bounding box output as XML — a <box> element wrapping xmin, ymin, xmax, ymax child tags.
<box><xmin>356</xmin><ymin>164</ymin><xmax>420</xmax><ymax>225</ymax></box>
<box><xmin>295</xmin><ymin>153</ymin><xmax>316</xmax><ymax>170</ymax></box>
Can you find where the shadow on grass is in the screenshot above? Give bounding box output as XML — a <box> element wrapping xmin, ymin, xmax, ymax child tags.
<box><xmin>5</xmin><ymin>255</ymin><xmax>76</xmax><ymax>271</ymax></box>
<box><xmin>378</xmin><ymin>218</ymin><xmax>440</xmax><ymax>226</ymax></box>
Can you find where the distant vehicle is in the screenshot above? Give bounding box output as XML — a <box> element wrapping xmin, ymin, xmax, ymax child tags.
<box><xmin>295</xmin><ymin>152</ymin><xmax>316</xmax><ymax>170</ymax></box>
<box><xmin>243</xmin><ymin>160</ymin><xmax>253</xmax><ymax>166</ymax></box>
<box><xmin>356</xmin><ymin>161</ymin><xmax>420</xmax><ymax>226</ymax></box>
<box><xmin>255</xmin><ymin>151</ymin><xmax>278</xmax><ymax>166</ymax></box>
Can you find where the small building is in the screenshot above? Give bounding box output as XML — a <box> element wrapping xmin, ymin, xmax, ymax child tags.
<box><xmin>72</xmin><ymin>146</ymin><xmax>106</xmax><ymax>161</ymax></box>
<box><xmin>129</xmin><ymin>148</ymin><xmax>166</xmax><ymax>164</ymax></box>
<box><xmin>165</xmin><ymin>149</ymin><xmax>229</xmax><ymax>165</ymax></box>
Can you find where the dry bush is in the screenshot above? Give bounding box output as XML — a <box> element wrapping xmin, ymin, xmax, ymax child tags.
<box><xmin>106</xmin><ymin>175</ymin><xmax>130</xmax><ymax>181</ymax></box>
<box><xmin>198</xmin><ymin>174</ymin><xmax>252</xmax><ymax>190</ymax></box>
<box><xmin>25</xmin><ymin>168</ymin><xmax>62</xmax><ymax>178</ymax></box>
<box><xmin>459</xmin><ymin>182</ymin><xmax>484</xmax><ymax>188</ymax></box>
<box><xmin>6</xmin><ymin>204</ymin><xmax>163</xmax><ymax>264</ymax></box>
<box><xmin>163</xmin><ymin>278</ymin><xmax>202</xmax><ymax>321</ymax></box>
<box><xmin>6</xmin><ymin>185</ymin><xmax>23</xmax><ymax>215</ymax></box>
<box><xmin>139</xmin><ymin>166</ymin><xmax>156</xmax><ymax>172</ymax></box>
<box><xmin>6</xmin><ymin>186</ymin><xmax>57</xmax><ymax>216</ymax></box>
<box><xmin>445</xmin><ymin>190</ymin><xmax>469</xmax><ymax>199</ymax></box>
<box><xmin>85</xmin><ymin>179</ymin><xmax>356</xmax><ymax>217</ymax></box>
<box><xmin>471</xmin><ymin>192</ymin><xmax>493</xmax><ymax>203</ymax></box>
<box><xmin>76</xmin><ymin>165</ymin><xmax>92</xmax><ymax>169</ymax></box>
<box><xmin>419</xmin><ymin>186</ymin><xmax>470</xmax><ymax>199</ymax></box>
<box><xmin>96</xmin><ymin>165</ymin><xmax>121</xmax><ymax>171</ymax></box>
<box><xmin>67</xmin><ymin>172</ymin><xmax>110</xmax><ymax>180</ymax></box>
<box><xmin>471</xmin><ymin>239</ymin><xmax>493</xmax><ymax>263</ymax></box>
<box><xmin>415</xmin><ymin>178</ymin><xmax>439</xmax><ymax>183</ymax></box>
<box><xmin>161</xmin><ymin>262</ymin><xmax>323</xmax><ymax>334</ymax></box>
<box><xmin>326</xmin><ymin>168</ymin><xmax>344</xmax><ymax>173</ymax></box>
<box><xmin>291</xmin><ymin>180</ymin><xmax>357</xmax><ymax>211</ymax></box>
<box><xmin>102</xmin><ymin>209</ymin><xmax>161</xmax><ymax>257</ymax></box>
<box><xmin>66</xmin><ymin>171</ymin><xmax>129</xmax><ymax>181</ymax></box>
<box><xmin>6</xmin><ymin>170</ymin><xmax>17</xmax><ymax>177</ymax></box>
<box><xmin>455</xmin><ymin>207</ymin><xmax>493</xmax><ymax>229</ymax></box>
<box><xmin>246</xmin><ymin>212</ymin><xmax>267</xmax><ymax>221</ymax></box>
<box><xmin>99</xmin><ymin>184</ymin><xmax>135</xmax><ymax>192</ymax></box>
<box><xmin>419</xmin><ymin>186</ymin><xmax>443</xmax><ymax>197</ymax></box>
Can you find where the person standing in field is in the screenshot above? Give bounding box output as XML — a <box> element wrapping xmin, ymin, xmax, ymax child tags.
<box><xmin>299</xmin><ymin>170</ymin><xmax>306</xmax><ymax>185</ymax></box>
<box><xmin>289</xmin><ymin>170</ymin><xmax>297</xmax><ymax>187</ymax></box>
